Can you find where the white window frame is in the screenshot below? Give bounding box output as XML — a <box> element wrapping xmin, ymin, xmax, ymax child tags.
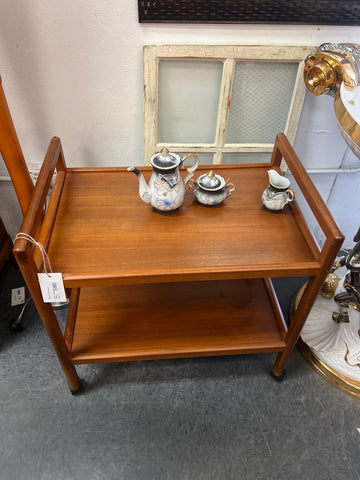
<box><xmin>143</xmin><ymin>44</ymin><xmax>313</xmax><ymax>165</ymax></box>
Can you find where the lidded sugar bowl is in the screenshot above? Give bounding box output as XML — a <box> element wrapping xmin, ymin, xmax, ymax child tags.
<box><xmin>188</xmin><ymin>171</ymin><xmax>235</xmax><ymax>206</ymax></box>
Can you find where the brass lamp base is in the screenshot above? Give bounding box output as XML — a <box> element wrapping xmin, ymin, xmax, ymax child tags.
<box><xmin>297</xmin><ymin>337</ymin><xmax>360</xmax><ymax>398</ymax></box>
<box><xmin>293</xmin><ymin>284</ymin><xmax>360</xmax><ymax>399</ymax></box>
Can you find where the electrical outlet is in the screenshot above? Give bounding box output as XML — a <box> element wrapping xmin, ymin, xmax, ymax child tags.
<box><xmin>11</xmin><ymin>287</ymin><xmax>25</xmax><ymax>306</ymax></box>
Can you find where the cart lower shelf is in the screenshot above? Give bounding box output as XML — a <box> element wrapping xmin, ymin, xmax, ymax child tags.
<box><xmin>66</xmin><ymin>278</ymin><xmax>288</xmax><ymax>364</ymax></box>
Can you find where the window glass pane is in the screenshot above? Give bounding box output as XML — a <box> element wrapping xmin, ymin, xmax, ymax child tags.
<box><xmin>158</xmin><ymin>60</ymin><xmax>222</xmax><ymax>143</ymax></box>
<box><xmin>226</xmin><ymin>62</ymin><xmax>298</xmax><ymax>144</ymax></box>
<box><xmin>222</xmin><ymin>152</ymin><xmax>271</xmax><ymax>164</ymax></box>
<box><xmin>178</xmin><ymin>152</ymin><xmax>214</xmax><ymax>165</ymax></box>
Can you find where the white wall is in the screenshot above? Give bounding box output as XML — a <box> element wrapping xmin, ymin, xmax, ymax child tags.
<box><xmin>1</xmin><ymin>0</ymin><xmax>360</xmax><ymax>247</ymax></box>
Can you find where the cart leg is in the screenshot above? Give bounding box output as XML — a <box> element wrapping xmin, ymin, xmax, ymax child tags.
<box><xmin>269</xmin><ymin>368</ymin><xmax>286</xmax><ymax>382</ymax></box>
<box><xmin>30</xmin><ymin>301</ymin><xmax>83</xmax><ymax>392</ymax></box>
<box><xmin>37</xmin><ymin>303</ymin><xmax>83</xmax><ymax>393</ymax></box>
<box><xmin>70</xmin><ymin>378</ymin><xmax>84</xmax><ymax>395</ymax></box>
<box><xmin>272</xmin><ymin>351</ymin><xmax>290</xmax><ymax>379</ymax></box>
<box><xmin>272</xmin><ymin>275</ymin><xmax>329</xmax><ymax>378</ymax></box>
<box><xmin>13</xmin><ymin>257</ymin><xmax>83</xmax><ymax>393</ymax></box>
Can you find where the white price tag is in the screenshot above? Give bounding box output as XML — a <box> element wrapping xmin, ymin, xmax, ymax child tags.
<box><xmin>37</xmin><ymin>273</ymin><xmax>67</xmax><ymax>303</ymax></box>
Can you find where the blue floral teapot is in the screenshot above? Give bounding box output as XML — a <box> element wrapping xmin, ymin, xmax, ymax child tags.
<box><xmin>128</xmin><ymin>148</ymin><xmax>199</xmax><ymax>214</ymax></box>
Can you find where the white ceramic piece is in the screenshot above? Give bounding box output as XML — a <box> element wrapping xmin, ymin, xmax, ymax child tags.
<box><xmin>128</xmin><ymin>149</ymin><xmax>199</xmax><ymax>214</ymax></box>
<box><xmin>261</xmin><ymin>169</ymin><xmax>295</xmax><ymax>212</ymax></box>
<box><xmin>189</xmin><ymin>171</ymin><xmax>235</xmax><ymax>206</ymax></box>
<box><xmin>301</xmin><ymin>266</ymin><xmax>360</xmax><ymax>380</ymax></box>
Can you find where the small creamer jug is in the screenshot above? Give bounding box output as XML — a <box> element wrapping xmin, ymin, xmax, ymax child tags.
<box><xmin>262</xmin><ymin>169</ymin><xmax>295</xmax><ymax>212</ymax></box>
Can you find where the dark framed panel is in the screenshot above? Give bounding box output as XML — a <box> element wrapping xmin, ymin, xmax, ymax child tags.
<box><xmin>138</xmin><ymin>0</ymin><xmax>360</xmax><ymax>25</ymax></box>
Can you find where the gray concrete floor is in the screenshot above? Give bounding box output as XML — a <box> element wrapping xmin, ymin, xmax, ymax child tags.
<box><xmin>1</xmin><ymin>261</ymin><xmax>360</xmax><ymax>480</ymax></box>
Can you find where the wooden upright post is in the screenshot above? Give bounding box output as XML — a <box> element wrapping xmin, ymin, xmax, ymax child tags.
<box><xmin>0</xmin><ymin>75</ymin><xmax>34</xmax><ymax>215</ymax></box>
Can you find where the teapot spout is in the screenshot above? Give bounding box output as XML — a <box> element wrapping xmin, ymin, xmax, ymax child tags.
<box><xmin>127</xmin><ymin>167</ymin><xmax>151</xmax><ymax>204</ymax></box>
<box><xmin>267</xmin><ymin>169</ymin><xmax>290</xmax><ymax>189</ymax></box>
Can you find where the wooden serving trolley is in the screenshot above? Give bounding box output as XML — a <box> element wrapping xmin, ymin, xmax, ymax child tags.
<box><xmin>10</xmin><ymin>132</ymin><xmax>343</xmax><ymax>393</ymax></box>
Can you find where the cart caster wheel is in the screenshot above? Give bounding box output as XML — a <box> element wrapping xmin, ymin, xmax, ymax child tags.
<box><xmin>70</xmin><ymin>379</ymin><xmax>85</xmax><ymax>396</ymax></box>
<box><xmin>8</xmin><ymin>319</ymin><xmax>24</xmax><ymax>333</ymax></box>
<box><xmin>269</xmin><ymin>369</ymin><xmax>286</xmax><ymax>382</ymax></box>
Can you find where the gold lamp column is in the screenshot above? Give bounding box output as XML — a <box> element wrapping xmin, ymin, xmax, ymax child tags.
<box><xmin>298</xmin><ymin>43</ymin><xmax>360</xmax><ymax>398</ymax></box>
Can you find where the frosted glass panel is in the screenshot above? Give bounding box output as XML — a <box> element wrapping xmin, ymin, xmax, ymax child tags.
<box><xmin>226</xmin><ymin>62</ymin><xmax>298</xmax><ymax>144</ymax></box>
<box><xmin>222</xmin><ymin>152</ymin><xmax>271</xmax><ymax>164</ymax></box>
<box><xmin>158</xmin><ymin>61</ymin><xmax>222</xmax><ymax>143</ymax></box>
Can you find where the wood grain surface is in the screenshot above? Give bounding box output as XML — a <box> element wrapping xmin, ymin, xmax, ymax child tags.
<box><xmin>70</xmin><ymin>279</ymin><xmax>286</xmax><ymax>364</ymax></box>
<box><xmin>47</xmin><ymin>164</ymin><xmax>321</xmax><ymax>287</ymax></box>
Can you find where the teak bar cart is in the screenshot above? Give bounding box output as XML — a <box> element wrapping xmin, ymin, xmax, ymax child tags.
<box><xmin>11</xmin><ymin>131</ymin><xmax>343</xmax><ymax>393</ymax></box>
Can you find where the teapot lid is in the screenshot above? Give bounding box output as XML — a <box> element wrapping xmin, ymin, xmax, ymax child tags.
<box><xmin>151</xmin><ymin>147</ymin><xmax>180</xmax><ymax>169</ymax></box>
<box><xmin>197</xmin><ymin>171</ymin><xmax>225</xmax><ymax>190</ymax></box>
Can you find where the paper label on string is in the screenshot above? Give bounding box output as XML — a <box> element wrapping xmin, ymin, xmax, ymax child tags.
<box><xmin>37</xmin><ymin>273</ymin><xmax>66</xmax><ymax>303</ymax></box>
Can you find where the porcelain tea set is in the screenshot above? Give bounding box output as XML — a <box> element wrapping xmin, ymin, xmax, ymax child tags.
<box><xmin>127</xmin><ymin>148</ymin><xmax>294</xmax><ymax>214</ymax></box>
<box><xmin>127</xmin><ymin>148</ymin><xmax>235</xmax><ymax>214</ymax></box>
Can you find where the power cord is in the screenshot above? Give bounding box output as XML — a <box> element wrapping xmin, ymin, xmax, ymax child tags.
<box><xmin>9</xmin><ymin>297</ymin><xmax>33</xmax><ymax>333</ymax></box>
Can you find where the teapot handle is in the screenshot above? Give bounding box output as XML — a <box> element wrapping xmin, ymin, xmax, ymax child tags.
<box><xmin>226</xmin><ymin>182</ymin><xmax>236</xmax><ymax>194</ymax></box>
<box><xmin>181</xmin><ymin>153</ymin><xmax>199</xmax><ymax>185</ymax></box>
